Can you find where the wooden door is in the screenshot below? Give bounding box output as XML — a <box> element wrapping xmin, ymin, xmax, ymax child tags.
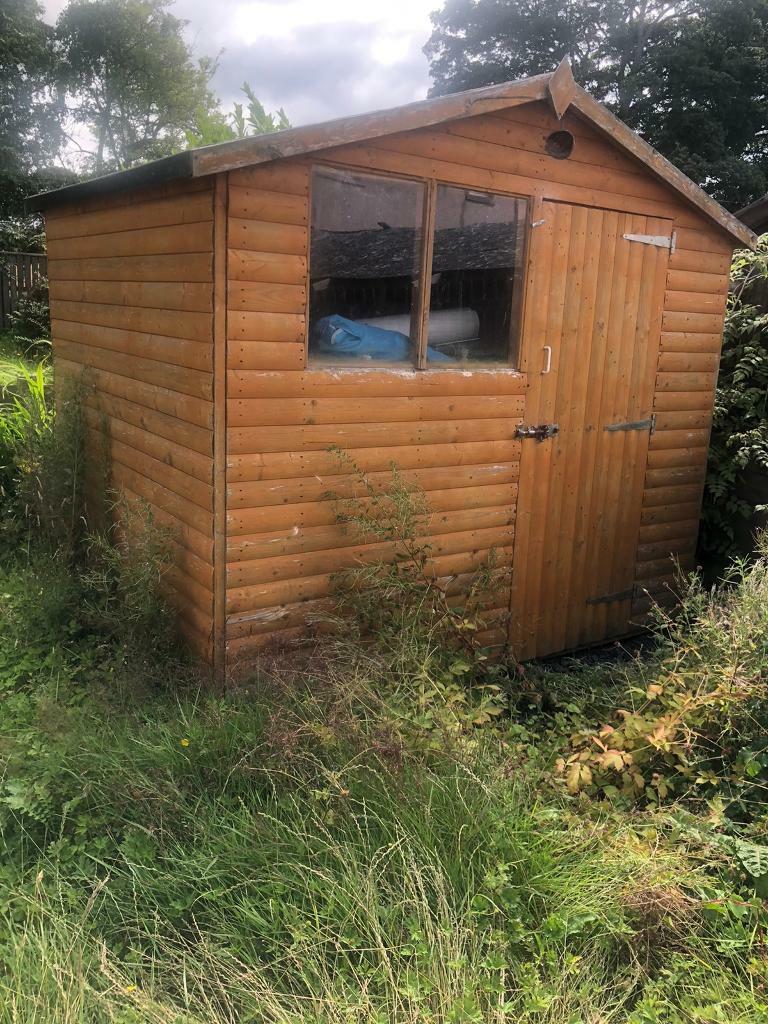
<box><xmin>510</xmin><ymin>201</ymin><xmax>672</xmax><ymax>659</ymax></box>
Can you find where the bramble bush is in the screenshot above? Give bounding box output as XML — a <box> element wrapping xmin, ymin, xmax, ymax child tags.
<box><xmin>554</xmin><ymin>540</ymin><xmax>768</xmax><ymax>814</ymax></box>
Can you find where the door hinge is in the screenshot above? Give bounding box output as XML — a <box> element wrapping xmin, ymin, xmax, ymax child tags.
<box><xmin>586</xmin><ymin>586</ymin><xmax>636</xmax><ymax>606</ymax></box>
<box><xmin>515</xmin><ymin>423</ymin><xmax>559</xmax><ymax>442</ymax></box>
<box><xmin>604</xmin><ymin>414</ymin><xmax>656</xmax><ymax>433</ymax></box>
<box><xmin>623</xmin><ymin>231</ymin><xmax>677</xmax><ymax>253</ymax></box>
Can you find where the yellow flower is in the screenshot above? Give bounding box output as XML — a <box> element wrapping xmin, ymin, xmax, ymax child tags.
<box><xmin>124</xmin><ymin>985</ymin><xmax>137</xmax><ymax>993</ymax></box>
<box><xmin>180</xmin><ymin>738</ymin><xmax>190</xmax><ymax>748</ymax></box>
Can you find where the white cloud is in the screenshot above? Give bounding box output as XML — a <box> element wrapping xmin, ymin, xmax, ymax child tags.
<box><xmin>42</xmin><ymin>0</ymin><xmax>439</xmax><ymax>126</ymax></box>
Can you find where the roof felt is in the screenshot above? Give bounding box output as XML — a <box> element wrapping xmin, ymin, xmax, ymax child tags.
<box><xmin>28</xmin><ymin>60</ymin><xmax>755</xmax><ymax>249</ymax></box>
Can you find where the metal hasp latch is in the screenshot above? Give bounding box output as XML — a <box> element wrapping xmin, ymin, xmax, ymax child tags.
<box><xmin>515</xmin><ymin>423</ymin><xmax>559</xmax><ymax>442</ymax></box>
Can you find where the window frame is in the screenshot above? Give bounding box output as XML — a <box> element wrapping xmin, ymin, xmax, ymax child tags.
<box><xmin>306</xmin><ymin>162</ymin><xmax>531</xmax><ymax>371</ymax></box>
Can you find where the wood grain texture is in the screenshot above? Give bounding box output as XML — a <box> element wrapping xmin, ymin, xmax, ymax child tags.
<box><xmin>511</xmin><ymin>204</ymin><xmax>672</xmax><ymax>659</ymax></box>
<box><xmin>49</xmin><ymin>179</ymin><xmax>216</xmax><ymax>663</ymax></box>
<box><xmin>38</xmin><ymin>60</ymin><xmax>750</xmax><ymax>716</ymax></box>
<box><xmin>213</xmin><ymin>173</ymin><xmax>228</xmax><ymax>684</ymax></box>
<box><xmin>220</xmin><ymin>109</ymin><xmax>736</xmax><ymax>666</ymax></box>
<box><xmin>630</xmin><ymin>236</ymin><xmax>732</xmax><ymax>615</ymax></box>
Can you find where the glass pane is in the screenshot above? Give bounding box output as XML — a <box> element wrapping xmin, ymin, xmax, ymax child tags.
<box><xmin>308</xmin><ymin>167</ymin><xmax>424</xmax><ymax>366</ymax></box>
<box><xmin>427</xmin><ymin>187</ymin><xmax>528</xmax><ymax>366</ymax></box>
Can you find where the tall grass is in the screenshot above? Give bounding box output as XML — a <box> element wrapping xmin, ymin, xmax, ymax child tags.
<box><xmin>0</xmin><ymin>362</ymin><xmax>83</xmax><ymax>556</ymax></box>
<box><xmin>2</xmin><ymin>361</ymin><xmax>768</xmax><ymax>1021</ymax></box>
<box><xmin>2</xmin><ymin>618</ymin><xmax>767</xmax><ymax>1022</ymax></box>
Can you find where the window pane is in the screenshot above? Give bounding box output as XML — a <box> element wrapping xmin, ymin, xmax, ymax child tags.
<box><xmin>427</xmin><ymin>187</ymin><xmax>528</xmax><ymax>365</ymax></box>
<box><xmin>308</xmin><ymin>168</ymin><xmax>424</xmax><ymax>366</ymax></box>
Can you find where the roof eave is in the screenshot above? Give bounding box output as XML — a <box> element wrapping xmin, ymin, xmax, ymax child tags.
<box><xmin>25</xmin><ymin>149</ymin><xmax>195</xmax><ymax>214</ymax></box>
<box><xmin>736</xmin><ymin>196</ymin><xmax>768</xmax><ymax>232</ymax></box>
<box><xmin>25</xmin><ymin>59</ymin><xmax>755</xmax><ymax>251</ymax></box>
<box><xmin>189</xmin><ymin>74</ymin><xmax>552</xmax><ymax>177</ymax></box>
<box><xmin>570</xmin><ymin>87</ymin><xmax>756</xmax><ymax>250</ymax></box>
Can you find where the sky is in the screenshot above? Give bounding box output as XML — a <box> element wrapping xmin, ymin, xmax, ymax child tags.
<box><xmin>41</xmin><ymin>0</ymin><xmax>440</xmax><ymax>128</ymax></box>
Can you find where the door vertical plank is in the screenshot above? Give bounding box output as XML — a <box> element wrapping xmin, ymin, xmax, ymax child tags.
<box><xmin>509</xmin><ymin>205</ymin><xmax>555</xmax><ymax>656</ymax></box>
<box><xmin>570</xmin><ymin>210</ymin><xmax>619</xmax><ymax>648</ymax></box>
<box><xmin>596</xmin><ymin>214</ymin><xmax>644</xmax><ymax>636</ymax></box>
<box><xmin>580</xmin><ymin>213</ymin><xmax>632</xmax><ymax>641</ymax></box>
<box><xmin>562</xmin><ymin>208</ymin><xmax>611</xmax><ymax>650</ymax></box>
<box><xmin>617</xmin><ymin>220</ymin><xmax>672</xmax><ymax>634</ymax></box>
<box><xmin>521</xmin><ymin>203</ymin><xmax>572</xmax><ymax>657</ymax></box>
<box><xmin>544</xmin><ymin>205</ymin><xmax>589</xmax><ymax>654</ymax></box>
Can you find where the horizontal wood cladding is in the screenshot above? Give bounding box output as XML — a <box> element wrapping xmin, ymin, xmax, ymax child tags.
<box><xmin>229</xmin><ymin>482</ymin><xmax>519</xmax><ymax>536</ymax></box>
<box><xmin>48</xmin><ymin>179</ymin><xmax>216</xmax><ymax>661</ymax></box>
<box><xmin>228</xmin><ymin>439</ymin><xmax>521</xmax><ymax>483</ymax></box>
<box><xmin>49</xmin><ymin>279</ymin><xmax>213</xmax><ymax>313</ymax></box>
<box><xmin>224</xmin><ymin>161</ymin><xmax>310</xmax><ymax>387</ymax></box>
<box><xmin>632</xmin><ymin>225</ymin><xmax>731</xmax><ymax>611</ymax></box>
<box><xmin>224</xmin><ymin>144</ymin><xmax>524</xmax><ymax>667</ymax></box>
<box><xmin>48</xmin><ymin>253</ymin><xmax>213</xmax><ymax>283</ymax></box>
<box><xmin>52</xmin><ymin>319</ymin><xmax>212</xmax><ymax>373</ymax></box>
<box><xmin>220</xmin><ymin>106</ymin><xmax>735</xmax><ymax>666</ymax></box>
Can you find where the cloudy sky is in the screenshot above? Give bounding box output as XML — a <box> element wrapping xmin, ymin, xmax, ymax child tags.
<box><xmin>42</xmin><ymin>0</ymin><xmax>439</xmax><ymax>127</ymax></box>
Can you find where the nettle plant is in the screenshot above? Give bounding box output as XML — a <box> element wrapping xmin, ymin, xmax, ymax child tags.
<box><xmin>701</xmin><ymin>237</ymin><xmax>768</xmax><ymax>557</ymax></box>
<box><xmin>325</xmin><ymin>453</ymin><xmax>512</xmax><ymax>746</ymax></box>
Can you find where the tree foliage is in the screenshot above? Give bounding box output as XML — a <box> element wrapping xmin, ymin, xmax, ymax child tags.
<box><xmin>425</xmin><ymin>0</ymin><xmax>768</xmax><ymax>209</ymax></box>
<box><xmin>701</xmin><ymin>240</ymin><xmax>768</xmax><ymax>556</ymax></box>
<box><xmin>55</xmin><ymin>0</ymin><xmax>210</xmax><ymax>173</ymax></box>
<box><xmin>0</xmin><ymin>0</ymin><xmax>64</xmax><ymax>221</ymax></box>
<box><xmin>185</xmin><ymin>81</ymin><xmax>292</xmax><ymax>149</ymax></box>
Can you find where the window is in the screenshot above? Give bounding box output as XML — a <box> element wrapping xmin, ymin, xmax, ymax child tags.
<box><xmin>308</xmin><ymin>167</ymin><xmax>424</xmax><ymax>365</ymax></box>
<box><xmin>308</xmin><ymin>168</ymin><xmax>528</xmax><ymax>368</ymax></box>
<box><xmin>428</xmin><ymin>186</ymin><xmax>528</xmax><ymax>365</ymax></box>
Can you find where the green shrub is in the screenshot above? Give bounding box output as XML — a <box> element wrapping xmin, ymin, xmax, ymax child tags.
<box><xmin>555</xmin><ymin>540</ymin><xmax>768</xmax><ymax>812</ymax></box>
<box><xmin>316</xmin><ymin>456</ymin><xmax>513</xmax><ymax>755</ymax></box>
<box><xmin>0</xmin><ymin>365</ymin><xmax>181</xmax><ymax>664</ymax></box>
<box><xmin>329</xmin><ymin>455</ymin><xmax>509</xmax><ymax>658</ymax></box>
<box><xmin>0</xmin><ymin>363</ymin><xmax>84</xmax><ymax>558</ymax></box>
<box><xmin>7</xmin><ymin>276</ymin><xmax>51</xmax><ymax>358</ymax></box>
<box><xmin>702</xmin><ymin>237</ymin><xmax>768</xmax><ymax>557</ymax></box>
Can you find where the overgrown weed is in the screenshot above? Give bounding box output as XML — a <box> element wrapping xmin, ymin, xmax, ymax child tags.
<box><xmin>3</xmin><ymin>365</ymin><xmax>768</xmax><ymax>1019</ymax></box>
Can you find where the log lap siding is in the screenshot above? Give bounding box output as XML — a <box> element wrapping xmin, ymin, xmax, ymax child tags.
<box><xmin>41</xmin><ymin>90</ymin><xmax>737</xmax><ymax>672</ymax></box>
<box><xmin>632</xmin><ymin>226</ymin><xmax>732</xmax><ymax>617</ymax></box>
<box><xmin>46</xmin><ymin>179</ymin><xmax>216</xmax><ymax>659</ymax></box>
<box><xmin>222</xmin><ymin>101</ymin><xmax>735</xmax><ymax>667</ymax></box>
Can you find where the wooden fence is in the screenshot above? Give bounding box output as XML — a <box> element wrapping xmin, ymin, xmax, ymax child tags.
<box><xmin>0</xmin><ymin>252</ymin><xmax>48</xmax><ymax>331</ymax></box>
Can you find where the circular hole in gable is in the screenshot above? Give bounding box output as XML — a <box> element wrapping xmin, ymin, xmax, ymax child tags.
<box><xmin>545</xmin><ymin>130</ymin><xmax>575</xmax><ymax>160</ymax></box>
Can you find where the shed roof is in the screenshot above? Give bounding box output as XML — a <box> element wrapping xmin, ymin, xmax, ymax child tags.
<box><xmin>736</xmin><ymin>195</ymin><xmax>768</xmax><ymax>235</ymax></box>
<box><xmin>28</xmin><ymin>59</ymin><xmax>755</xmax><ymax>248</ymax></box>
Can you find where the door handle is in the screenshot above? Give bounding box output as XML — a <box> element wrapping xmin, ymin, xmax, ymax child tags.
<box><xmin>542</xmin><ymin>345</ymin><xmax>552</xmax><ymax>374</ymax></box>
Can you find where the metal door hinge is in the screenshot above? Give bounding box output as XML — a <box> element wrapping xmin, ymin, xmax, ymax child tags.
<box><xmin>515</xmin><ymin>423</ymin><xmax>559</xmax><ymax>442</ymax></box>
<box><xmin>586</xmin><ymin>586</ymin><xmax>637</xmax><ymax>606</ymax></box>
<box><xmin>623</xmin><ymin>231</ymin><xmax>677</xmax><ymax>254</ymax></box>
<box><xmin>604</xmin><ymin>414</ymin><xmax>656</xmax><ymax>433</ymax></box>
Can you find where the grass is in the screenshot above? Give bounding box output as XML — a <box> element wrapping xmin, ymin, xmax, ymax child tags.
<box><xmin>1</xmin><ymin>361</ymin><xmax>768</xmax><ymax>1022</ymax></box>
<box><xmin>0</xmin><ymin>332</ymin><xmax>48</xmax><ymax>394</ymax></box>
<box><xmin>2</xmin><ymin>550</ymin><xmax>768</xmax><ymax>1022</ymax></box>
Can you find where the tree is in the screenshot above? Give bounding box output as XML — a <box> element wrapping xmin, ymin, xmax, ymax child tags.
<box><xmin>0</xmin><ymin>0</ymin><xmax>63</xmax><ymax>223</ymax></box>
<box><xmin>186</xmin><ymin>81</ymin><xmax>292</xmax><ymax>149</ymax></box>
<box><xmin>231</xmin><ymin>83</ymin><xmax>291</xmax><ymax>136</ymax></box>
<box><xmin>425</xmin><ymin>0</ymin><xmax>768</xmax><ymax>209</ymax></box>
<box><xmin>56</xmin><ymin>0</ymin><xmax>210</xmax><ymax>174</ymax></box>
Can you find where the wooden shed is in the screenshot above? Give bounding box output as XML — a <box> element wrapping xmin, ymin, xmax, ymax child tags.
<box><xmin>29</xmin><ymin>60</ymin><xmax>755</xmax><ymax>680</ymax></box>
